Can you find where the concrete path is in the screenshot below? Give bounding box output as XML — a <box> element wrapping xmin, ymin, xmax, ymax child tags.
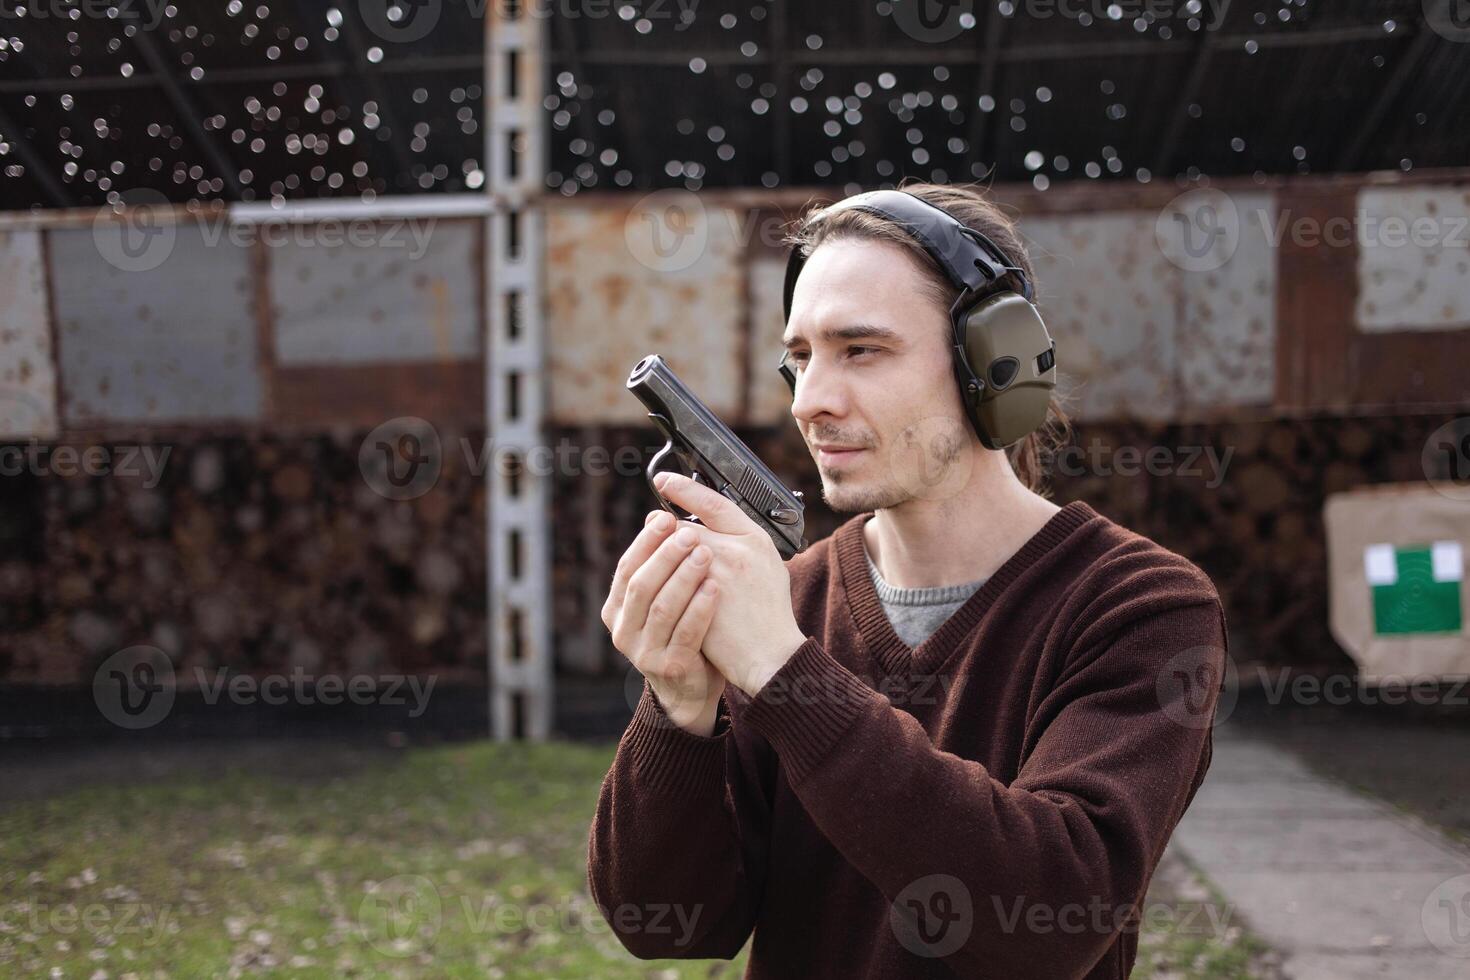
<box><xmin>1171</xmin><ymin>727</ymin><xmax>1470</xmax><ymax>979</ymax></box>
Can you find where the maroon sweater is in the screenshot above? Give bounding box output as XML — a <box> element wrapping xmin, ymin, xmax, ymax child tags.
<box><xmin>588</xmin><ymin>501</ymin><xmax>1228</xmax><ymax>979</ymax></box>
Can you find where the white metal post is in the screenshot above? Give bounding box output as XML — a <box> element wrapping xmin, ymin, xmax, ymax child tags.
<box><xmin>485</xmin><ymin>1</ymin><xmax>551</xmax><ymax>739</ymax></box>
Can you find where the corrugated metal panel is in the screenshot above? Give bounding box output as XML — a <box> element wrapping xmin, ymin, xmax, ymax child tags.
<box><xmin>48</xmin><ymin>223</ymin><xmax>263</xmax><ymax>424</ymax></box>
<box><xmin>1179</xmin><ymin>191</ymin><xmax>1278</xmax><ymax>411</ymax></box>
<box><xmin>545</xmin><ymin>197</ymin><xmax>745</xmax><ymax>424</ymax></box>
<box><xmin>1026</xmin><ymin>210</ymin><xmax>1183</xmax><ymax>421</ymax></box>
<box><xmin>0</xmin><ymin>229</ymin><xmax>59</xmax><ymax>438</ymax></box>
<box><xmin>747</xmin><ymin>255</ymin><xmax>793</xmax><ymax>426</ymax></box>
<box><xmin>1276</xmin><ymin>182</ymin><xmax>1470</xmax><ymax>412</ymax></box>
<box><xmin>270</xmin><ymin>218</ymin><xmax>481</xmax><ymax>365</ymax></box>
<box><xmin>1356</xmin><ymin>186</ymin><xmax>1470</xmax><ymax>332</ymax></box>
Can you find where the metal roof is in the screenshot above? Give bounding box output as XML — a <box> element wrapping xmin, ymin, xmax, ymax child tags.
<box><xmin>0</xmin><ymin>0</ymin><xmax>1465</xmax><ymax>210</ymax></box>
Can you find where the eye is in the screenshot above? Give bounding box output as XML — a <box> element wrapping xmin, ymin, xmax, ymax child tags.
<box><xmin>788</xmin><ymin>350</ymin><xmax>810</xmax><ymax>365</ymax></box>
<box><xmin>847</xmin><ymin>345</ymin><xmax>878</xmax><ymax>358</ymax></box>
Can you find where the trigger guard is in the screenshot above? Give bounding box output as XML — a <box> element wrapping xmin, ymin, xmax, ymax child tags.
<box><xmin>644</xmin><ymin>439</ymin><xmax>701</xmax><ymax>522</ymax></box>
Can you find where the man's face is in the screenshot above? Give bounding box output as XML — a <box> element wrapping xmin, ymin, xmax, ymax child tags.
<box><xmin>783</xmin><ymin>238</ymin><xmax>977</xmax><ymax>514</ymax></box>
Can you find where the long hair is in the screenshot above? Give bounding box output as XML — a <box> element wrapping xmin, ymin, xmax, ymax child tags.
<box><xmin>783</xmin><ymin>181</ymin><xmax>1073</xmax><ymax>497</ymax></box>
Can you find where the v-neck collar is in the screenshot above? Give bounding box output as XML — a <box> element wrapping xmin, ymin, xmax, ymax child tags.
<box><xmin>834</xmin><ymin>500</ymin><xmax>1099</xmax><ymax>678</ymax></box>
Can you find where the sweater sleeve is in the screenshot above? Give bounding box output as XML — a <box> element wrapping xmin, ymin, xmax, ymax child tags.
<box><xmin>737</xmin><ymin>596</ymin><xmax>1228</xmax><ymax>979</ymax></box>
<box><xmin>586</xmin><ymin>678</ymin><xmax>772</xmax><ymax>960</ymax></box>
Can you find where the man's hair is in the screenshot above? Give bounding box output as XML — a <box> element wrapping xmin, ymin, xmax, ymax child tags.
<box><xmin>784</xmin><ymin>180</ymin><xmax>1073</xmax><ymax>497</ymax></box>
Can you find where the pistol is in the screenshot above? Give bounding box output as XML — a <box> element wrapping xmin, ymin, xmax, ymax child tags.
<box><xmin>626</xmin><ymin>354</ymin><xmax>806</xmax><ymax>560</ymax></box>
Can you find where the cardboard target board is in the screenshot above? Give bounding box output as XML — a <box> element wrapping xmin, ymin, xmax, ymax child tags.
<box><xmin>1324</xmin><ymin>484</ymin><xmax>1470</xmax><ymax>682</ymax></box>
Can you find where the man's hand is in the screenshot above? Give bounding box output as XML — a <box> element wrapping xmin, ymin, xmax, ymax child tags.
<box><xmin>651</xmin><ymin>472</ymin><xmax>808</xmax><ymax>698</ymax></box>
<box><xmin>602</xmin><ymin>509</ymin><xmax>725</xmax><ymax>736</ymax></box>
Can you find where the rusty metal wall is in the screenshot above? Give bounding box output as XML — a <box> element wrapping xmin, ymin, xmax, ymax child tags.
<box><xmin>543</xmin><ymin>188</ymin><xmax>1286</xmax><ymax>428</ymax></box>
<box><xmin>1025</xmin><ymin>209</ymin><xmax>1188</xmax><ymax>421</ymax></box>
<box><xmin>47</xmin><ymin>223</ymin><xmax>264</xmax><ymax>426</ymax></box>
<box><xmin>545</xmin><ymin>198</ymin><xmax>748</xmax><ymax>425</ymax></box>
<box><xmin>0</xmin><ymin>229</ymin><xmax>59</xmax><ymax>439</ymax></box>
<box><xmin>1355</xmin><ymin>185</ymin><xmax>1470</xmax><ymax>333</ymax></box>
<box><xmin>270</xmin><ymin>219</ymin><xmax>482</xmax><ymax>366</ymax></box>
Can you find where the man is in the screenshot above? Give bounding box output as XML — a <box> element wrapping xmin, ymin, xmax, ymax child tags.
<box><xmin>589</xmin><ymin>183</ymin><xmax>1228</xmax><ymax>978</ymax></box>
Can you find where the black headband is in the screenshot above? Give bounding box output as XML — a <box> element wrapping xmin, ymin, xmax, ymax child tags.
<box><xmin>781</xmin><ymin>189</ymin><xmax>1033</xmax><ymax>321</ymax></box>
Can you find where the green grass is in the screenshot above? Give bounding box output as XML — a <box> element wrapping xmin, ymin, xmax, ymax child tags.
<box><xmin>0</xmin><ymin>741</ymin><xmax>746</xmax><ymax>979</ymax></box>
<box><xmin>0</xmin><ymin>740</ymin><xmax>1274</xmax><ymax>978</ymax></box>
<box><xmin>1132</xmin><ymin>850</ymin><xmax>1281</xmax><ymax>980</ymax></box>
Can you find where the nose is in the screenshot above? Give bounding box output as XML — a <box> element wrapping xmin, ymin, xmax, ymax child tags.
<box><xmin>790</xmin><ymin>352</ymin><xmax>849</xmax><ymax>426</ymax></box>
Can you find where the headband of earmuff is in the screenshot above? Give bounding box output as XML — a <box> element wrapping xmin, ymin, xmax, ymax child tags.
<box><xmin>780</xmin><ymin>189</ymin><xmax>1035</xmax><ymax>322</ymax></box>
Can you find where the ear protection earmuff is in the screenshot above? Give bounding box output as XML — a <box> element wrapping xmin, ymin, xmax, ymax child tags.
<box><xmin>778</xmin><ymin>189</ymin><xmax>1057</xmax><ymax>451</ymax></box>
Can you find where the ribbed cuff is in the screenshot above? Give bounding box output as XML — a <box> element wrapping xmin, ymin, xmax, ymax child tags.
<box><xmin>622</xmin><ymin>680</ymin><xmax>730</xmax><ymax>796</ymax></box>
<box><xmin>740</xmin><ymin>638</ymin><xmax>878</xmax><ymax>784</ymax></box>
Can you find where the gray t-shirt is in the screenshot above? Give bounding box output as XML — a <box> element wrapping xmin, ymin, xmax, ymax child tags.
<box><xmin>864</xmin><ymin>546</ymin><xmax>988</xmax><ymax>648</ymax></box>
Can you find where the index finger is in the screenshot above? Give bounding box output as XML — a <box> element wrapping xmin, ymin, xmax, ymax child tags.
<box><xmin>606</xmin><ymin>510</ymin><xmax>678</xmax><ymax>615</ymax></box>
<box><xmin>653</xmin><ymin>472</ymin><xmax>753</xmax><ymax>535</ymax></box>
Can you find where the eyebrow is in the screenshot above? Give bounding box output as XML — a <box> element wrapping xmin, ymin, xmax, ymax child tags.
<box><xmin>782</xmin><ymin>324</ymin><xmax>903</xmax><ymax>350</ymax></box>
